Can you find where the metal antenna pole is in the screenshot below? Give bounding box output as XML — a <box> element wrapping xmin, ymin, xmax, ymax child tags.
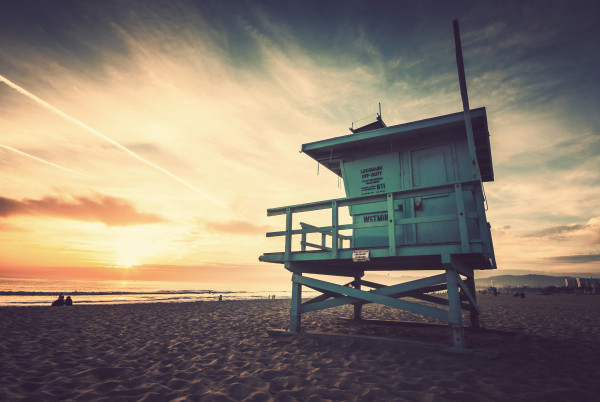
<box><xmin>453</xmin><ymin>20</ymin><xmax>481</xmax><ymax>181</ymax></box>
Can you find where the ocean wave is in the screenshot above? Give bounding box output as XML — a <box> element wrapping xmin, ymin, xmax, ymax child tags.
<box><xmin>0</xmin><ymin>290</ymin><xmax>237</xmax><ymax>296</ymax></box>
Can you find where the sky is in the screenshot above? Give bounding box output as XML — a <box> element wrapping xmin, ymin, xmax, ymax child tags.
<box><xmin>1</xmin><ymin>0</ymin><xmax>599</xmax><ymax>287</ymax></box>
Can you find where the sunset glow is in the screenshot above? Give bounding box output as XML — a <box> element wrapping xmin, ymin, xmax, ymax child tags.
<box><xmin>1</xmin><ymin>1</ymin><xmax>599</xmax><ymax>284</ymax></box>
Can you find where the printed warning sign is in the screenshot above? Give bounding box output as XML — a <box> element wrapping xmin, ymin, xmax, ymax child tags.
<box><xmin>359</xmin><ymin>165</ymin><xmax>386</xmax><ymax>195</ymax></box>
<box><xmin>352</xmin><ymin>249</ymin><xmax>370</xmax><ymax>262</ymax></box>
<box><xmin>342</xmin><ymin>153</ymin><xmax>402</xmax><ymax>198</ymax></box>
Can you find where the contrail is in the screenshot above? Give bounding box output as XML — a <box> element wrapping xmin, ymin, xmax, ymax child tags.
<box><xmin>0</xmin><ymin>74</ymin><xmax>236</xmax><ymax>215</ymax></box>
<box><xmin>0</xmin><ymin>143</ymin><xmax>80</xmax><ymax>175</ymax></box>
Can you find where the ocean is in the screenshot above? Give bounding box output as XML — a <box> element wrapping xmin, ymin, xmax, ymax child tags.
<box><xmin>0</xmin><ymin>277</ymin><xmax>293</xmax><ymax>307</ymax></box>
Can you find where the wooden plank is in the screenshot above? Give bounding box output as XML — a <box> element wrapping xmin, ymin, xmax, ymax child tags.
<box><xmin>302</xmin><ymin>281</ymin><xmax>354</xmax><ymax>306</ymax></box>
<box><xmin>456</xmin><ymin>275</ymin><xmax>480</xmax><ymax>314</ymax></box>
<box><xmin>301</xmin><ymin>231</ymin><xmax>307</xmax><ymax>252</ymax></box>
<box><xmin>387</xmin><ymin>193</ymin><xmax>397</xmax><ymax>256</ymax></box>
<box><xmin>464</xmin><ymin>275</ymin><xmax>480</xmax><ymax>328</ymax></box>
<box><xmin>445</xmin><ymin>269</ymin><xmax>464</xmax><ymax>348</ymax></box>
<box><xmin>353</xmin><ymin>275</ymin><xmax>363</xmax><ymax>320</ymax></box>
<box><xmin>297</xmin><ymin>275</ymin><xmax>448</xmax><ymax>321</ymax></box>
<box><xmin>396</xmin><ymin>214</ymin><xmax>458</xmax><ymax>225</ymax></box>
<box><xmin>299</xmin><ymin>222</ymin><xmax>352</xmax><ymax>240</ymax></box>
<box><xmin>289</xmin><ymin>273</ymin><xmax>302</xmax><ymax>332</ymax></box>
<box><xmin>269</xmin><ymin>226</ymin><xmax>353</xmax><ymax>238</ymax></box>
<box><xmin>266</xmin><ymin>180</ymin><xmax>478</xmax><ymax>216</ymax></box>
<box><xmin>302</xmin><ymin>292</ymin><xmax>333</xmax><ymax>306</ymax></box>
<box><xmin>269</xmin><ymin>214</ymin><xmax>463</xmax><ymax>239</ymax></box>
<box><xmin>454</xmin><ymin>184</ymin><xmax>470</xmax><ymax>253</ymax></box>
<box><xmin>284</xmin><ymin>208</ymin><xmax>292</xmax><ymax>261</ymax></box>
<box><xmin>300</xmin><ymin>241</ymin><xmax>330</xmax><ymax>251</ymax></box>
<box><xmin>331</xmin><ymin>200</ymin><xmax>339</xmax><ymax>259</ymax></box>
<box><xmin>260</xmin><ymin>242</ymin><xmax>465</xmax><ymax>264</ymax></box>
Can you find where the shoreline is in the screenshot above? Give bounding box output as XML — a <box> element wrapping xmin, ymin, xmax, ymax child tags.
<box><xmin>2</xmin><ymin>295</ymin><xmax>599</xmax><ymax>400</ymax></box>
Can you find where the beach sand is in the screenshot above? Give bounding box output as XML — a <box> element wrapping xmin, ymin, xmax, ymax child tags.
<box><xmin>2</xmin><ymin>293</ymin><xmax>600</xmax><ymax>401</ymax></box>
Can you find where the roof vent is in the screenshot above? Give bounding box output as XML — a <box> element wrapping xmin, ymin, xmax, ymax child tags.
<box><xmin>350</xmin><ymin>103</ymin><xmax>387</xmax><ymax>133</ymax></box>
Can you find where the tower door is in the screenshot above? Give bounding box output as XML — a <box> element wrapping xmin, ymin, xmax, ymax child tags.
<box><xmin>410</xmin><ymin>144</ymin><xmax>460</xmax><ymax>244</ymax></box>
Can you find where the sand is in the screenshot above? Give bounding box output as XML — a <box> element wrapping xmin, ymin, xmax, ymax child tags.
<box><xmin>1</xmin><ymin>293</ymin><xmax>600</xmax><ymax>401</ymax></box>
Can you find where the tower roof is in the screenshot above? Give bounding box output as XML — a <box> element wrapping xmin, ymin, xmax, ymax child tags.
<box><xmin>301</xmin><ymin>107</ymin><xmax>494</xmax><ymax>182</ymax></box>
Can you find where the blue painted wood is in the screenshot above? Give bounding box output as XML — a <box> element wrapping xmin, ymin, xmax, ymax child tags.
<box><xmin>301</xmin><ymin>273</ymin><xmax>447</xmax><ymax>312</ymax></box>
<box><xmin>456</xmin><ymin>275</ymin><xmax>480</xmax><ymax>314</ymax></box>
<box><xmin>266</xmin><ymin>181</ymin><xmax>477</xmax><ymax>216</ymax></box>
<box><xmin>387</xmin><ymin>193</ymin><xmax>397</xmax><ymax>256</ymax></box>
<box><xmin>289</xmin><ymin>273</ymin><xmax>302</xmax><ymax>332</ymax></box>
<box><xmin>260</xmin><ymin>243</ymin><xmax>474</xmax><ymax>265</ymax></box>
<box><xmin>331</xmin><ymin>201</ymin><xmax>339</xmax><ymax>259</ymax></box>
<box><xmin>260</xmin><ymin>23</ymin><xmax>495</xmax><ymax>349</ymax></box>
<box><xmin>284</xmin><ymin>208</ymin><xmax>292</xmax><ymax>262</ymax></box>
<box><xmin>445</xmin><ymin>269</ymin><xmax>464</xmax><ymax>348</ymax></box>
<box><xmin>454</xmin><ymin>183</ymin><xmax>470</xmax><ymax>253</ymax></box>
<box><xmin>297</xmin><ymin>274</ymin><xmax>449</xmax><ymax>322</ymax></box>
<box><xmin>465</xmin><ymin>275</ymin><xmax>480</xmax><ymax>328</ymax></box>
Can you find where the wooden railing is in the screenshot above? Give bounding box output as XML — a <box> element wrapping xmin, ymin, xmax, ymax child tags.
<box><xmin>265</xmin><ymin>180</ymin><xmax>483</xmax><ymax>261</ymax></box>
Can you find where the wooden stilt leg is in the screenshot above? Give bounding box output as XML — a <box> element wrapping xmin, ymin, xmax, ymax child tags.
<box><xmin>289</xmin><ymin>273</ymin><xmax>302</xmax><ymax>333</ymax></box>
<box><xmin>353</xmin><ymin>276</ymin><xmax>362</xmax><ymax>320</ymax></box>
<box><xmin>446</xmin><ymin>269</ymin><xmax>465</xmax><ymax>348</ymax></box>
<box><xmin>465</xmin><ymin>275</ymin><xmax>480</xmax><ymax>328</ymax></box>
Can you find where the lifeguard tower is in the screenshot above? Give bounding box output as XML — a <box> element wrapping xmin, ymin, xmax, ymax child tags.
<box><xmin>259</xmin><ymin>21</ymin><xmax>496</xmax><ymax>348</ymax></box>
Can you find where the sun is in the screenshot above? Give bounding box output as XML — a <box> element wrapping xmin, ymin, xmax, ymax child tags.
<box><xmin>113</xmin><ymin>236</ymin><xmax>147</xmax><ymax>268</ymax></box>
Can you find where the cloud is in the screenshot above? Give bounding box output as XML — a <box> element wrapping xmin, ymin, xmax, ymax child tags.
<box><xmin>204</xmin><ymin>220</ymin><xmax>271</xmax><ymax>235</ymax></box>
<box><xmin>546</xmin><ymin>255</ymin><xmax>600</xmax><ymax>264</ymax></box>
<box><xmin>522</xmin><ymin>218</ymin><xmax>600</xmax><ymax>245</ymax></box>
<box><xmin>0</xmin><ymin>194</ymin><xmax>166</xmax><ymax>226</ymax></box>
<box><xmin>525</xmin><ymin>224</ymin><xmax>590</xmax><ymax>239</ymax></box>
<box><xmin>0</xmin><ymin>144</ymin><xmax>80</xmax><ymax>175</ymax></box>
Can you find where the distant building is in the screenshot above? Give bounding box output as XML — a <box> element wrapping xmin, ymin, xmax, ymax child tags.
<box><xmin>565</xmin><ymin>278</ymin><xmax>578</xmax><ymax>288</ymax></box>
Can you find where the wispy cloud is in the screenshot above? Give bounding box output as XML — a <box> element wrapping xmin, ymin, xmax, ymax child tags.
<box><xmin>0</xmin><ymin>144</ymin><xmax>80</xmax><ymax>175</ymax></box>
<box><xmin>546</xmin><ymin>254</ymin><xmax>600</xmax><ymax>264</ymax></box>
<box><xmin>204</xmin><ymin>220</ymin><xmax>271</xmax><ymax>235</ymax></box>
<box><xmin>525</xmin><ymin>224</ymin><xmax>590</xmax><ymax>239</ymax></box>
<box><xmin>0</xmin><ymin>194</ymin><xmax>166</xmax><ymax>226</ymax></box>
<box><xmin>0</xmin><ymin>74</ymin><xmax>231</xmax><ymax>213</ymax></box>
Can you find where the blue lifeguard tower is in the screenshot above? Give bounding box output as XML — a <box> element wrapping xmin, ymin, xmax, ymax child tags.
<box><xmin>260</xmin><ymin>21</ymin><xmax>497</xmax><ymax>348</ymax></box>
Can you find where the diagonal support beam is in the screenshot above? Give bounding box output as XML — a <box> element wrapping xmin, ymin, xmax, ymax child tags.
<box><xmin>302</xmin><ymin>280</ymin><xmax>355</xmax><ymax>306</ymax></box>
<box><xmin>294</xmin><ymin>274</ymin><xmax>448</xmax><ymax>322</ymax></box>
<box><xmin>456</xmin><ymin>275</ymin><xmax>480</xmax><ymax>314</ymax></box>
<box><xmin>300</xmin><ymin>273</ymin><xmax>448</xmax><ymax>313</ymax></box>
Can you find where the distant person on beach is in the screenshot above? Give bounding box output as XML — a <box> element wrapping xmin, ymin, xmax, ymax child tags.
<box><xmin>65</xmin><ymin>296</ymin><xmax>73</xmax><ymax>306</ymax></box>
<box><xmin>218</xmin><ymin>295</ymin><xmax>222</xmax><ymax>302</ymax></box>
<box><xmin>51</xmin><ymin>293</ymin><xmax>65</xmax><ymax>306</ymax></box>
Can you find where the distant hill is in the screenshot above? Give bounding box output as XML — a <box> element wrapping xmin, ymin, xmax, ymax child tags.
<box><xmin>476</xmin><ymin>274</ymin><xmax>596</xmax><ymax>289</ymax></box>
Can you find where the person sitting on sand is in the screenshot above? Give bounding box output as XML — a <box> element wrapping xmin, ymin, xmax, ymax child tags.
<box><xmin>51</xmin><ymin>293</ymin><xmax>65</xmax><ymax>306</ymax></box>
<box><xmin>65</xmin><ymin>296</ymin><xmax>73</xmax><ymax>306</ymax></box>
<box><xmin>218</xmin><ymin>295</ymin><xmax>223</xmax><ymax>301</ymax></box>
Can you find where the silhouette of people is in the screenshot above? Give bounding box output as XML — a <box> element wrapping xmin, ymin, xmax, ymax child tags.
<box><xmin>218</xmin><ymin>295</ymin><xmax>223</xmax><ymax>302</ymax></box>
<box><xmin>51</xmin><ymin>293</ymin><xmax>65</xmax><ymax>306</ymax></box>
<box><xmin>65</xmin><ymin>296</ymin><xmax>73</xmax><ymax>306</ymax></box>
